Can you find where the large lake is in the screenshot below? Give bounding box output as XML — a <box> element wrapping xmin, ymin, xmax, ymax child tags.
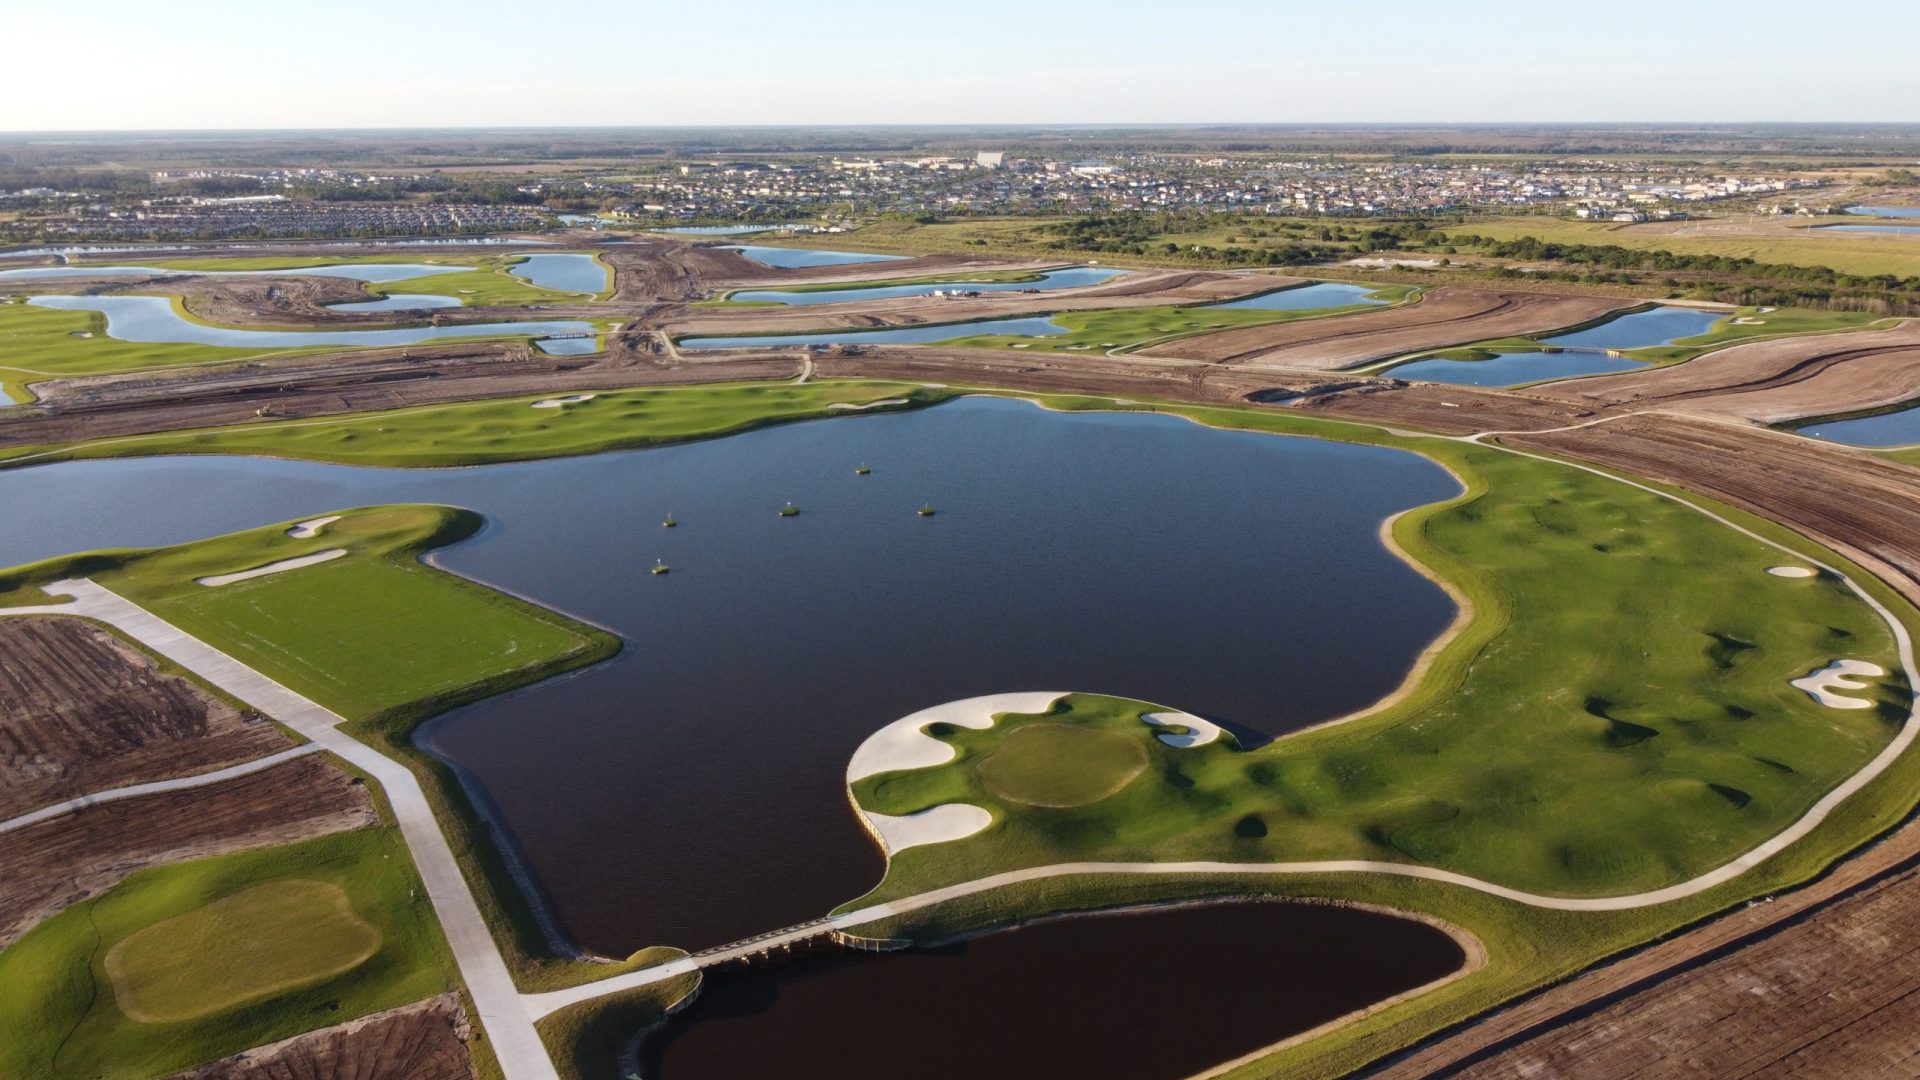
<box><xmin>1847</xmin><ymin>206</ymin><xmax>1920</xmax><ymax>218</ymax></box>
<box><xmin>0</xmin><ymin>397</ymin><xmax>1458</xmax><ymax>955</ymax></box>
<box><xmin>729</xmin><ymin>266</ymin><xmax>1124</xmax><ymax>306</ymax></box>
<box><xmin>27</xmin><ymin>295</ymin><xmax>594</xmax><ymax>350</ymax></box>
<box><xmin>1819</xmin><ymin>224</ymin><xmax>1920</xmax><ymax>236</ymax></box>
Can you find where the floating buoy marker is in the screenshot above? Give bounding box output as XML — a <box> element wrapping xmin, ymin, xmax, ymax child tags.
<box><xmin>663</xmin><ymin>514</ymin><xmax>677</xmax><ymax>528</ymax></box>
<box><xmin>652</xmin><ymin>559</ymin><xmax>669</xmax><ymax>575</ymax></box>
<box><xmin>856</xmin><ymin>465</ymin><xmax>871</xmax><ymax>475</ymax></box>
<box><xmin>917</xmin><ymin>502</ymin><xmax>936</xmax><ymax>517</ymax></box>
<box><xmin>780</xmin><ymin>502</ymin><xmax>800</xmax><ymax>517</ymax></box>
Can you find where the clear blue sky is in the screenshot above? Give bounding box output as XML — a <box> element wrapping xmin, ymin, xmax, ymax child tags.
<box><xmin>11</xmin><ymin>0</ymin><xmax>1917</xmax><ymax>130</ymax></box>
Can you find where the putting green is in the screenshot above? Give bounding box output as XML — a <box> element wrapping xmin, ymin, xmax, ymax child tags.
<box><xmin>975</xmin><ymin>723</ymin><xmax>1149</xmax><ymax>807</ymax></box>
<box><xmin>103</xmin><ymin>879</ymin><xmax>381</xmax><ymax>1023</ymax></box>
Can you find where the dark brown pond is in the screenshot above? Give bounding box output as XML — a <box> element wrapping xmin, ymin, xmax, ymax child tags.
<box><xmin>642</xmin><ymin>901</ymin><xmax>1467</xmax><ymax>1080</ymax></box>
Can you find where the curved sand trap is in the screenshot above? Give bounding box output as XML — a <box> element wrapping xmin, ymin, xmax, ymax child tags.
<box><xmin>846</xmin><ymin>692</ymin><xmax>1066</xmax><ymax>782</ymax></box>
<box><xmin>1142</xmin><ymin>710</ymin><xmax>1224</xmax><ymax>748</ymax></box>
<box><xmin>286</xmin><ymin>515</ymin><xmax>341</xmax><ymax>539</ymax></box>
<box><xmin>1732</xmin><ymin>317</ymin><xmax>1767</xmax><ymax>325</ymax></box>
<box><xmin>861</xmin><ymin>803</ymin><xmax>993</xmax><ymax>855</ymax></box>
<box><xmin>827</xmin><ymin>398</ymin><xmax>910</xmax><ymax>411</ymax></box>
<box><xmin>196</xmin><ymin>548</ymin><xmax>347</xmax><ymax>587</ymax></box>
<box><xmin>1791</xmin><ymin>659</ymin><xmax>1886</xmax><ymax>709</ymax></box>
<box><xmin>531</xmin><ymin>394</ymin><xmax>596</xmax><ymax>408</ymax></box>
<box><xmin>1767</xmin><ymin>565</ymin><xmax>1817</xmax><ymax>578</ymax></box>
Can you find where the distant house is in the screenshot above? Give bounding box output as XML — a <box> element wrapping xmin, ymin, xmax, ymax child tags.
<box><xmin>975</xmin><ymin>151</ymin><xmax>1006</xmax><ymax>170</ymax></box>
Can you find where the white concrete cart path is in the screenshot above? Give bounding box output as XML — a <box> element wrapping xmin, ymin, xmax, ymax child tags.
<box><xmin>0</xmin><ymin>580</ymin><xmax>559</xmax><ymax>1080</ymax></box>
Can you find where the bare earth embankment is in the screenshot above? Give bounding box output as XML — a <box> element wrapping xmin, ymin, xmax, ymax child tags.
<box><xmin>0</xmin><ymin>616</ymin><xmax>290</xmax><ymax>819</ymax></box>
<box><xmin>172</xmin><ymin>993</ymin><xmax>475</xmax><ymax>1080</ymax></box>
<box><xmin>1537</xmin><ymin>320</ymin><xmax>1920</xmax><ymax>423</ymax></box>
<box><xmin>1139</xmin><ymin>288</ymin><xmax>1631</xmax><ymax>369</ymax></box>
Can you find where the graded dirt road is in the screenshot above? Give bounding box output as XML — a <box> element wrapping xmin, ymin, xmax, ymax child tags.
<box><xmin>0</xmin><ymin>616</ymin><xmax>292</xmax><ymax>819</ymax></box>
<box><xmin>175</xmin><ymin>994</ymin><xmax>475</xmax><ymax>1080</ymax></box>
<box><xmin>1139</xmin><ymin>288</ymin><xmax>1631</xmax><ymax>369</ymax></box>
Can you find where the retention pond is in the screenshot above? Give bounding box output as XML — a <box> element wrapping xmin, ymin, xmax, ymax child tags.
<box><xmin>0</xmin><ymin>397</ymin><xmax>1458</xmax><ymax>955</ymax></box>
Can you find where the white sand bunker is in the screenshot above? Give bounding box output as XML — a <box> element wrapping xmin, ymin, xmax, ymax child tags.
<box><xmin>1767</xmin><ymin>565</ymin><xmax>1817</xmax><ymax>578</ymax></box>
<box><xmin>196</xmin><ymin>548</ymin><xmax>347</xmax><ymax>587</ymax></box>
<box><xmin>1732</xmin><ymin>317</ymin><xmax>1767</xmax><ymax>325</ymax></box>
<box><xmin>861</xmin><ymin>803</ymin><xmax>993</xmax><ymax>855</ymax></box>
<box><xmin>531</xmin><ymin>394</ymin><xmax>596</xmax><ymax>408</ymax></box>
<box><xmin>1791</xmin><ymin>659</ymin><xmax>1887</xmax><ymax>710</ymax></box>
<box><xmin>1142</xmin><ymin>710</ymin><xmax>1223</xmax><ymax>748</ymax></box>
<box><xmin>827</xmin><ymin>398</ymin><xmax>909</xmax><ymax>411</ymax></box>
<box><xmin>846</xmin><ymin>692</ymin><xmax>1066</xmax><ymax>782</ymax></box>
<box><xmin>286</xmin><ymin>515</ymin><xmax>341</xmax><ymax>539</ymax></box>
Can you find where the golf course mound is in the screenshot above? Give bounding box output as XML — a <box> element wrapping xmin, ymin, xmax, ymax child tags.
<box><xmin>104</xmin><ymin>879</ymin><xmax>382</xmax><ymax>1023</ymax></box>
<box><xmin>974</xmin><ymin>723</ymin><xmax>1150</xmax><ymax>807</ymax></box>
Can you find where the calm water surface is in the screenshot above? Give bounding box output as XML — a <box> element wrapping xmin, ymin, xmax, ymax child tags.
<box><xmin>1390</xmin><ymin>348</ymin><xmax>1647</xmax><ymax>387</ymax></box>
<box><xmin>1797</xmin><ymin>405</ymin><xmax>1920</xmax><ymax>447</ymax></box>
<box><xmin>0</xmin><ymin>399</ymin><xmax>1457</xmax><ymax>954</ymax></box>
<box><xmin>1209</xmin><ymin>281</ymin><xmax>1388</xmax><ymax>311</ymax></box>
<box><xmin>1848</xmin><ymin>206</ymin><xmax>1920</xmax><ymax>218</ymax></box>
<box><xmin>643</xmin><ymin>902</ymin><xmax>1465</xmax><ymax>1080</ymax></box>
<box><xmin>729</xmin><ymin>266</ymin><xmax>1123</xmax><ymax>306</ymax></box>
<box><xmin>508</xmin><ymin>253</ymin><xmax>609</xmax><ymax>294</ymax></box>
<box><xmin>1538</xmin><ymin>305</ymin><xmax>1723</xmax><ymax>350</ymax></box>
<box><xmin>0</xmin><ymin>262</ymin><xmax>454</xmax><ymax>283</ymax></box>
<box><xmin>680</xmin><ymin>315</ymin><xmax>1066</xmax><ymax>350</ymax></box>
<box><xmin>725</xmin><ymin>245</ymin><xmax>908</xmax><ymax>269</ymax></box>
<box><xmin>27</xmin><ymin>295</ymin><xmax>593</xmax><ymax>349</ymax></box>
<box><xmin>1819</xmin><ymin>224</ymin><xmax>1920</xmax><ymax>236</ymax></box>
<box><xmin>326</xmin><ymin>293</ymin><xmax>464</xmax><ymax>313</ymax></box>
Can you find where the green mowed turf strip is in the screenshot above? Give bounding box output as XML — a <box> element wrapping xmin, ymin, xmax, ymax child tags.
<box><xmin>974</xmin><ymin>722</ymin><xmax>1150</xmax><ymax>807</ymax></box>
<box><xmin>956</xmin><ymin>284</ymin><xmax>1416</xmax><ymax>352</ymax></box>
<box><xmin>105</xmin><ymin>880</ymin><xmax>382</xmax><ymax>1023</ymax></box>
<box><xmin>855</xmin><ymin>435</ymin><xmax>1906</xmax><ymax>901</ymax></box>
<box><xmin>0</xmin><ymin>505</ymin><xmax>615</xmax><ymax>721</ymax></box>
<box><xmin>0</xmin><ymin>302</ymin><xmax>298</xmax><ymax>401</ymax></box>
<box><xmin>0</xmin><ymin>380</ymin><xmax>950</xmax><ymax>469</ymax></box>
<box><xmin>0</xmin><ymin>828</ymin><xmax>452</xmax><ymax>1080</ymax></box>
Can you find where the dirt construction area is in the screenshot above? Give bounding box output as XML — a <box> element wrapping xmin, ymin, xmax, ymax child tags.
<box><xmin>175</xmin><ymin>993</ymin><xmax>475</xmax><ymax>1080</ymax></box>
<box><xmin>0</xmin><ymin>751</ymin><xmax>374</xmax><ymax>947</ymax></box>
<box><xmin>1537</xmin><ymin>319</ymin><xmax>1920</xmax><ymax>423</ymax></box>
<box><xmin>1139</xmin><ymin>287</ymin><xmax>1632</xmax><ymax>369</ymax></box>
<box><xmin>0</xmin><ymin>616</ymin><xmax>292</xmax><ymax>819</ymax></box>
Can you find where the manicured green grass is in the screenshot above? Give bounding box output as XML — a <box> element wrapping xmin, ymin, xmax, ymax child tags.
<box><xmin>0</xmin><ymin>301</ymin><xmax>309</xmax><ymax>401</ymax></box>
<box><xmin>853</xmin><ymin>433</ymin><xmax>1905</xmax><ymax>903</ymax></box>
<box><xmin>955</xmin><ymin>283</ymin><xmax>1417</xmax><ymax>353</ymax></box>
<box><xmin>0</xmin><ymin>828</ymin><xmax>456</xmax><ymax>1080</ymax></box>
<box><xmin>973</xmin><ymin>722</ymin><xmax>1149</xmax><ymax>807</ymax></box>
<box><xmin>105</xmin><ymin>880</ymin><xmax>383</xmax><ymax>1023</ymax></box>
<box><xmin>0</xmin><ymin>505</ymin><xmax>615</xmax><ymax>722</ymax></box>
<box><xmin>0</xmin><ymin>380</ymin><xmax>951</xmax><ymax>470</ymax></box>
